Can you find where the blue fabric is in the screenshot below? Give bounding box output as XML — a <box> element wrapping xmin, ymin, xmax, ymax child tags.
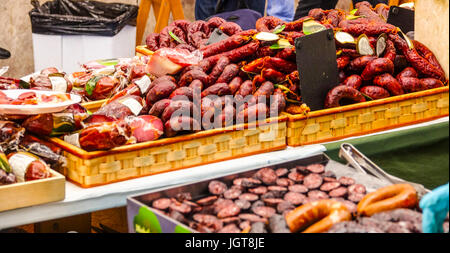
<box><xmin>195</xmin><ymin>0</ymin><xmax>266</xmax><ymax>21</ymax></box>
<box><xmin>419</xmin><ymin>183</ymin><xmax>449</xmax><ymax>233</ymax></box>
<box><xmin>267</xmin><ymin>0</ymin><xmax>295</xmax><ymax>22</ymax></box>
<box><xmin>212</xmin><ymin>9</ymin><xmax>263</xmax><ymax>30</ymax></box>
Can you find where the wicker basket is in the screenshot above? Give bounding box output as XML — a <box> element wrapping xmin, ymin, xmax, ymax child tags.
<box><xmin>48</xmin><ymin>116</ymin><xmax>287</xmax><ymax>188</ymax></box>
<box><xmin>287</xmin><ymin>86</ymin><xmax>449</xmax><ymax>146</ymax></box>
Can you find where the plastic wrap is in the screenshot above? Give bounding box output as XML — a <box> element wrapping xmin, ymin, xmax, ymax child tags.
<box><xmin>29</xmin><ymin>0</ymin><xmax>138</xmax><ymax>36</ymax></box>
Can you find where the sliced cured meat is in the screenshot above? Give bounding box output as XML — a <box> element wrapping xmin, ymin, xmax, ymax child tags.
<box><xmin>288</xmin><ymin>184</ymin><xmax>309</xmax><ymax>193</ymax></box>
<box><xmin>303</xmin><ymin>173</ymin><xmax>323</xmax><ymax>189</ymax></box>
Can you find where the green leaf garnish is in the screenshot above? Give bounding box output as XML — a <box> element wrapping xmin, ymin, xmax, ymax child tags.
<box><xmin>85</xmin><ymin>75</ymin><xmax>103</xmax><ymax>96</ymax></box>
<box><xmin>96</xmin><ymin>58</ymin><xmax>119</xmax><ymax>66</ymax></box>
<box><xmin>350</xmin><ymin>9</ymin><xmax>358</xmax><ymax>15</ymax></box>
<box><xmin>0</xmin><ymin>152</ymin><xmax>11</xmax><ymax>173</ymax></box>
<box><xmin>362</xmin><ymin>93</ymin><xmax>374</xmax><ymax>101</ymax></box>
<box><xmin>19</xmin><ymin>80</ymin><xmax>30</xmax><ymax>89</ymax></box>
<box><xmin>169</xmin><ymin>31</ymin><xmax>184</xmax><ymax>44</ymax></box>
<box><xmin>269</xmin><ymin>39</ymin><xmax>293</xmax><ymax>50</ymax></box>
<box><xmin>272</xmin><ymin>24</ymin><xmax>286</xmax><ymax>34</ymax></box>
<box><xmin>346</xmin><ymin>15</ymin><xmax>362</xmax><ymax>20</ymax></box>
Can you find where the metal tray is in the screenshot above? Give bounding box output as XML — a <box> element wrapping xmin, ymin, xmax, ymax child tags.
<box><xmin>126</xmin><ymin>153</ymin><xmax>394</xmax><ymax>233</ymax></box>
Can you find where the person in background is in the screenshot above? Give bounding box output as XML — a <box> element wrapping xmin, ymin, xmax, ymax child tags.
<box><xmin>294</xmin><ymin>0</ymin><xmax>388</xmax><ymax>20</ymax></box>
<box><xmin>195</xmin><ymin>0</ymin><xmax>266</xmax><ymax>21</ymax></box>
<box><xmin>267</xmin><ymin>0</ymin><xmax>295</xmax><ymax>22</ymax></box>
<box><xmin>195</xmin><ymin>0</ymin><xmax>295</xmax><ymax>22</ymax></box>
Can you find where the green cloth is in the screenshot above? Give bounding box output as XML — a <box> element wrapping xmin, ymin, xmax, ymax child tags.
<box><xmin>324</xmin><ymin>121</ymin><xmax>449</xmax><ymax>189</ymax></box>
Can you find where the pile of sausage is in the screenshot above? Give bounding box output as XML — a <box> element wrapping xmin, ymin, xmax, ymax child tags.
<box><xmin>328</xmin><ymin>208</ymin><xmax>449</xmax><ymax>233</ymax></box>
<box><xmin>145</xmin><ymin>18</ymin><xmax>243</xmax><ymax>52</ymax></box>
<box><xmin>149</xmin><ymin>163</ymin><xmax>369</xmax><ymax>233</ymax></box>
<box><xmin>321</xmin><ymin>2</ymin><xmax>447</xmax><ymax>108</ymax></box>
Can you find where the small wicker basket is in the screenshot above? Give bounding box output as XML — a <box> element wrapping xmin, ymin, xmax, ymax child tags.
<box><xmin>287</xmin><ymin>86</ymin><xmax>449</xmax><ymax>146</ymax></box>
<box><xmin>49</xmin><ymin>116</ymin><xmax>287</xmax><ymax>188</ymax></box>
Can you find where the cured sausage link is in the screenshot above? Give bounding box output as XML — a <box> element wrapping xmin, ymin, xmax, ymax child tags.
<box><xmin>285</xmin><ymin>199</ymin><xmax>352</xmax><ymax>233</ymax></box>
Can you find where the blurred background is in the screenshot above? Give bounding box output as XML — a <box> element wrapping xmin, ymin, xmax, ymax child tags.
<box><xmin>0</xmin><ymin>0</ymin><xmax>351</xmax><ymax>78</ymax></box>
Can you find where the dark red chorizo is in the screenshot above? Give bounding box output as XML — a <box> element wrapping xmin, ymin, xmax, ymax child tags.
<box><xmin>201</xmin><ymin>83</ymin><xmax>232</xmax><ymax>97</ymax></box>
<box><xmin>398</xmin><ymin>76</ymin><xmax>427</xmax><ymax>93</ymax></box>
<box><xmin>217</xmin><ymin>64</ymin><xmax>240</xmax><ymax>84</ymax></box>
<box><xmin>412</xmin><ymin>40</ymin><xmax>446</xmax><ymax>76</ymax></box>
<box><xmin>360</xmin><ymin>86</ymin><xmax>391</xmax><ymax>100</ymax></box>
<box><xmin>201</xmin><ymin>35</ymin><xmax>250</xmax><ymax>58</ymax></box>
<box><xmin>235</xmin><ymin>80</ymin><xmax>253</xmax><ymax>100</ymax></box>
<box><xmin>373</xmin><ymin>73</ymin><xmax>404</xmax><ymax>96</ymax></box>
<box><xmin>262</xmin><ymin>68</ymin><xmax>286</xmax><ymax>84</ymax></box>
<box><xmin>220</xmin><ymin>22</ymin><xmax>243</xmax><ymax>36</ymax></box>
<box><xmin>179</xmin><ymin>69</ymin><xmax>210</xmax><ymax>87</ymax></box>
<box><xmin>349</xmin><ymin>56</ymin><xmax>377</xmax><ymax>72</ymax></box>
<box><xmin>161</xmin><ymin>100</ymin><xmax>196</xmax><ymax>123</ymax></box>
<box><xmin>208</xmin><ymin>56</ymin><xmax>230</xmax><ymax>85</ymax></box>
<box><xmin>420</xmin><ymin>78</ymin><xmax>445</xmax><ymax>89</ymax></box>
<box><xmin>266</xmin><ymin>57</ymin><xmax>298</xmax><ymax>74</ymax></box>
<box><xmin>256</xmin><ymin>16</ymin><xmax>284</xmax><ymax>32</ymax></box>
<box><xmin>172</xmin><ymin>20</ymin><xmax>190</xmax><ymax>34</ymax></box>
<box><xmin>361</xmin><ymin>58</ymin><xmax>395</xmax><ymax>81</ymax></box>
<box><xmin>342</xmin><ymin>75</ymin><xmax>363</xmax><ymax>90</ymax></box>
<box><xmin>397</xmin><ymin>67</ymin><xmax>419</xmax><ymax>79</ymax></box>
<box><xmin>203</xmin><ymin>41</ymin><xmax>260</xmax><ymax>65</ymax></box>
<box><xmin>249</xmin><ymin>81</ymin><xmax>275</xmax><ymax>105</ymax></box>
<box><xmin>337</xmin><ymin>56</ymin><xmax>351</xmax><ymax>70</ymax></box>
<box><xmin>169</xmin><ymin>87</ymin><xmax>194</xmax><ymax>101</ymax></box>
<box><xmin>390</xmin><ymin>34</ymin><xmax>446</xmax><ymax>81</ymax></box>
<box><xmin>340</xmin><ymin>20</ymin><xmax>397</xmax><ymax>36</ymax></box>
<box><xmin>383</xmin><ymin>40</ymin><xmax>396</xmax><ymax>63</ymax></box>
<box><xmin>164</xmin><ymin>116</ymin><xmax>201</xmax><ymax>137</ymax></box>
<box><xmin>324</xmin><ymin>86</ymin><xmax>366</xmax><ymax>108</ymax></box>
<box><xmin>275</xmin><ymin>47</ymin><xmax>296</xmax><ymax>62</ymax></box>
<box><xmin>189</xmin><ymin>79</ymin><xmax>204</xmax><ymax>91</ymax></box>
<box><xmin>236</xmin><ymin>103</ymin><xmax>268</xmax><ymax>123</ymax></box>
<box><xmin>145</xmin><ymin>33</ymin><xmax>160</xmax><ymax>51</ymax></box>
<box><xmin>206</xmin><ymin>17</ymin><xmax>226</xmax><ymax>30</ymax></box>
<box><xmin>228</xmin><ymin>76</ymin><xmax>243</xmax><ymax>95</ymax></box>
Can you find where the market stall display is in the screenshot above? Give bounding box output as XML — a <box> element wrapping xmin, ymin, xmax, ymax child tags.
<box><xmin>0</xmin><ymin>121</ymin><xmax>65</xmax><ymax>212</ymax></box>
<box><xmin>127</xmin><ymin>150</ymin><xmax>447</xmax><ymax>233</ymax></box>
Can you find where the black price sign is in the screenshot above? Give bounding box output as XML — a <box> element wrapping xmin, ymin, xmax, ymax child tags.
<box><xmin>387</xmin><ymin>6</ymin><xmax>415</xmax><ymax>33</ymax></box>
<box><xmin>295</xmin><ymin>29</ymin><xmax>338</xmax><ymax>111</ymax></box>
